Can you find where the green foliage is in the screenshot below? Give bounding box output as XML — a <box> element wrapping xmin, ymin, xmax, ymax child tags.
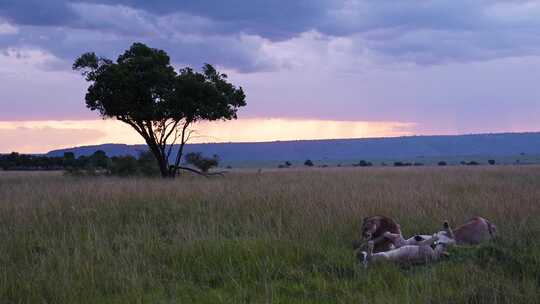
<box><xmin>137</xmin><ymin>151</ymin><xmax>161</xmax><ymax>176</ymax></box>
<box><xmin>1</xmin><ymin>150</ymin><xmax>157</xmax><ymax>177</ymax></box>
<box><xmin>0</xmin><ymin>152</ymin><xmax>64</xmax><ymax>170</ymax></box>
<box><xmin>107</xmin><ymin>152</ymin><xmax>160</xmax><ymax>177</ymax></box>
<box><xmin>90</xmin><ymin>150</ymin><xmax>110</xmax><ymax>168</ymax></box>
<box><xmin>108</xmin><ymin>155</ymin><xmax>139</xmax><ymax>176</ymax></box>
<box><xmin>184</xmin><ymin>152</ymin><xmax>219</xmax><ymax>173</ymax></box>
<box><xmin>73</xmin><ymin>43</ymin><xmax>246</xmax><ymax>178</ymax></box>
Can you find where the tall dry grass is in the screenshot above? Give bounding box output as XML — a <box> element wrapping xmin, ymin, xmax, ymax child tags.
<box><xmin>1</xmin><ymin>166</ymin><xmax>539</xmax><ymax>303</ymax></box>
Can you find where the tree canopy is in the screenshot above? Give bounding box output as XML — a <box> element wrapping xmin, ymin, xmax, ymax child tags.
<box><xmin>73</xmin><ymin>43</ymin><xmax>246</xmax><ymax>178</ymax></box>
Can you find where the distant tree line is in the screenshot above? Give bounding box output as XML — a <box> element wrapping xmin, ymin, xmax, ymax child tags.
<box><xmin>0</xmin><ymin>152</ymin><xmax>65</xmax><ymax>171</ymax></box>
<box><xmin>0</xmin><ymin>150</ymin><xmax>220</xmax><ymax>177</ymax></box>
<box><xmin>278</xmin><ymin>158</ymin><xmax>502</xmax><ymax>169</ymax></box>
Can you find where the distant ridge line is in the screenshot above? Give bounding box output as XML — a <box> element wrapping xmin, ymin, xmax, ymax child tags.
<box><xmin>44</xmin><ymin>132</ymin><xmax>540</xmax><ymax>165</ymax></box>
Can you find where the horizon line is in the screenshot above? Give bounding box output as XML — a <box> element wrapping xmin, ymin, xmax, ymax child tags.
<box><xmin>27</xmin><ymin>129</ymin><xmax>540</xmax><ymax>154</ymax></box>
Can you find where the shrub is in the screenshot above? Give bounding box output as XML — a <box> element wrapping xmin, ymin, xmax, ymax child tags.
<box><xmin>304</xmin><ymin>159</ymin><xmax>314</xmax><ymax>167</ymax></box>
<box><xmin>137</xmin><ymin>151</ymin><xmax>160</xmax><ymax>176</ymax></box>
<box><xmin>109</xmin><ymin>156</ymin><xmax>139</xmax><ymax>176</ymax></box>
<box><xmin>353</xmin><ymin>160</ymin><xmax>372</xmax><ymax>167</ymax></box>
<box><xmin>185</xmin><ymin>152</ymin><xmax>220</xmax><ymax>173</ymax></box>
<box><xmin>438</xmin><ymin>161</ymin><xmax>447</xmax><ymax>166</ymax></box>
<box><xmin>90</xmin><ymin>150</ymin><xmax>109</xmax><ymax>169</ymax></box>
<box><xmin>488</xmin><ymin>159</ymin><xmax>496</xmax><ymax>165</ymax></box>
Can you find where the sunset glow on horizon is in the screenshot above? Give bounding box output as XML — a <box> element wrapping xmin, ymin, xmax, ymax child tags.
<box><xmin>0</xmin><ymin>118</ymin><xmax>416</xmax><ymax>153</ymax></box>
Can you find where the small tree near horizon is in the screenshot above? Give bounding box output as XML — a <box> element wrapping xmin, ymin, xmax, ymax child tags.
<box><xmin>304</xmin><ymin>159</ymin><xmax>314</xmax><ymax>167</ymax></box>
<box><xmin>73</xmin><ymin>43</ymin><xmax>246</xmax><ymax>178</ymax></box>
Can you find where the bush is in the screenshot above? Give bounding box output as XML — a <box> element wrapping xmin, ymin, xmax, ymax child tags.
<box><xmin>353</xmin><ymin>160</ymin><xmax>372</xmax><ymax>167</ymax></box>
<box><xmin>488</xmin><ymin>159</ymin><xmax>496</xmax><ymax>165</ymax></box>
<box><xmin>63</xmin><ymin>152</ymin><xmax>76</xmax><ymax>168</ymax></box>
<box><xmin>109</xmin><ymin>156</ymin><xmax>139</xmax><ymax>176</ymax></box>
<box><xmin>90</xmin><ymin>150</ymin><xmax>110</xmax><ymax>169</ymax></box>
<box><xmin>460</xmin><ymin>161</ymin><xmax>480</xmax><ymax>165</ymax></box>
<box><xmin>136</xmin><ymin>151</ymin><xmax>160</xmax><ymax>176</ymax></box>
<box><xmin>278</xmin><ymin>161</ymin><xmax>292</xmax><ymax>168</ymax></box>
<box><xmin>304</xmin><ymin>159</ymin><xmax>314</xmax><ymax>167</ymax></box>
<box><xmin>185</xmin><ymin>152</ymin><xmax>220</xmax><ymax>173</ymax></box>
<box><xmin>438</xmin><ymin>161</ymin><xmax>447</xmax><ymax>166</ymax></box>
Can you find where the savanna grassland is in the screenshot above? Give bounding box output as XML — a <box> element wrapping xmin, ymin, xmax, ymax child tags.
<box><xmin>1</xmin><ymin>167</ymin><xmax>540</xmax><ymax>303</ymax></box>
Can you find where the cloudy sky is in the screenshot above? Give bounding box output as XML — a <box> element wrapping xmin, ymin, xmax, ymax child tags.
<box><xmin>1</xmin><ymin>0</ymin><xmax>540</xmax><ymax>152</ymax></box>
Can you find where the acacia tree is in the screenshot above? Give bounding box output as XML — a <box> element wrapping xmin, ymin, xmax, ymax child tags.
<box><xmin>73</xmin><ymin>43</ymin><xmax>246</xmax><ymax>178</ymax></box>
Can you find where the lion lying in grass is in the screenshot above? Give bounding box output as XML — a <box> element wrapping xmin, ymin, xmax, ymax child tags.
<box><xmin>359</xmin><ymin>221</ymin><xmax>455</xmax><ymax>267</ymax></box>
<box><xmin>357</xmin><ymin>217</ymin><xmax>496</xmax><ymax>267</ymax></box>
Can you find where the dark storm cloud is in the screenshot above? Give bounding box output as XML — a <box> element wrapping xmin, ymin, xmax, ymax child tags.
<box><xmin>0</xmin><ymin>0</ymin><xmax>77</xmax><ymax>26</ymax></box>
<box><xmin>79</xmin><ymin>0</ymin><xmax>334</xmax><ymax>40</ymax></box>
<box><xmin>1</xmin><ymin>0</ymin><xmax>540</xmax><ymax>71</ymax></box>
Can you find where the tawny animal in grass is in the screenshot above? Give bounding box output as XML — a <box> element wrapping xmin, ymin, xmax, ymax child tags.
<box><xmin>382</xmin><ymin>221</ymin><xmax>457</xmax><ymax>248</ymax></box>
<box><xmin>452</xmin><ymin>216</ymin><xmax>496</xmax><ymax>245</ymax></box>
<box><xmin>360</xmin><ymin>222</ymin><xmax>456</xmax><ymax>267</ymax></box>
<box><xmin>402</xmin><ymin>217</ymin><xmax>496</xmax><ymax>246</ymax></box>
<box><xmin>353</xmin><ymin>215</ymin><xmax>401</xmax><ymax>253</ymax></box>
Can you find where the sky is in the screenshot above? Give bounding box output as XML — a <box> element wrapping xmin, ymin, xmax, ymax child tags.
<box><xmin>1</xmin><ymin>0</ymin><xmax>540</xmax><ymax>153</ymax></box>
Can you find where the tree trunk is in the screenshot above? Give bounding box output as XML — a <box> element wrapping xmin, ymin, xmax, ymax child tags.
<box><xmin>145</xmin><ymin>140</ymin><xmax>173</xmax><ymax>178</ymax></box>
<box><xmin>171</xmin><ymin>141</ymin><xmax>186</xmax><ymax>177</ymax></box>
<box><xmin>158</xmin><ymin>160</ymin><xmax>170</xmax><ymax>178</ymax></box>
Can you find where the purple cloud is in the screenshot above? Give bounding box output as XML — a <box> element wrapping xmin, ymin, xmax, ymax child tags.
<box><xmin>0</xmin><ymin>0</ymin><xmax>539</xmax><ymax>138</ymax></box>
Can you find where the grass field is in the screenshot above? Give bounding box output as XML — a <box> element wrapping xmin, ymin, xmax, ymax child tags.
<box><xmin>1</xmin><ymin>167</ymin><xmax>540</xmax><ymax>303</ymax></box>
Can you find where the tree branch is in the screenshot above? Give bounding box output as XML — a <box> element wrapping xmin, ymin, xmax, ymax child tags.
<box><xmin>166</xmin><ymin>128</ymin><xmax>180</xmax><ymax>164</ymax></box>
<box><xmin>174</xmin><ymin>166</ymin><xmax>226</xmax><ymax>177</ymax></box>
<box><xmin>161</xmin><ymin>119</ymin><xmax>180</xmax><ymax>146</ymax></box>
<box><xmin>171</xmin><ymin>121</ymin><xmax>191</xmax><ymax>176</ymax></box>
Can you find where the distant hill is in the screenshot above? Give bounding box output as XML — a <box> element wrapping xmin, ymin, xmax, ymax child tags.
<box><xmin>46</xmin><ymin>132</ymin><xmax>540</xmax><ymax>167</ymax></box>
